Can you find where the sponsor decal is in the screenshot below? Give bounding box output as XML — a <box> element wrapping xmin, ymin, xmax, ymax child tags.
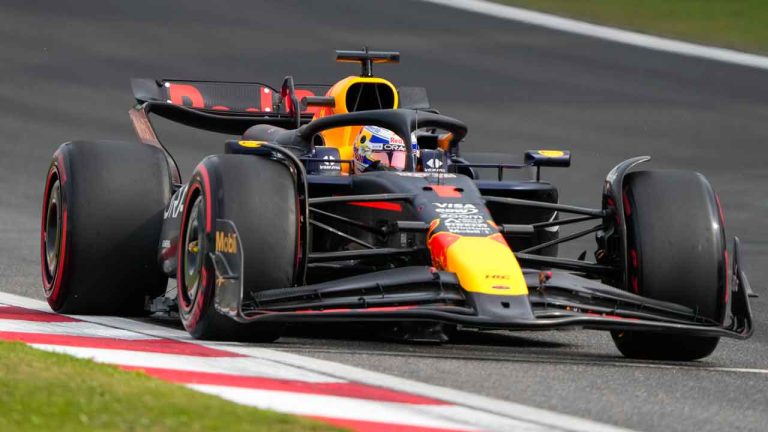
<box><xmin>394</xmin><ymin>172</ymin><xmax>456</xmax><ymax>178</ymax></box>
<box><xmin>443</xmin><ymin>217</ymin><xmax>493</xmax><ymax>235</ymax></box>
<box><xmin>366</xmin><ymin>125</ymin><xmax>391</xmax><ymax>137</ymax></box>
<box><xmin>161</xmin><ymin>239</ymin><xmax>171</xmax><ymax>249</ymax></box>
<box><xmin>433</xmin><ymin>203</ymin><xmax>493</xmax><ymax>235</ymax></box>
<box><xmin>320</xmin><ymin>155</ymin><xmax>340</xmax><ymax>171</ymax></box>
<box><xmin>427</xmin><ymin>231</ymin><xmax>461</xmax><ymax>269</ymax></box>
<box><xmin>215</xmin><ymin>231</ymin><xmax>238</xmax><ymax>254</ymax></box>
<box><xmin>163</xmin><ymin>81</ymin><xmax>310</xmax><ymax>114</ymax></box>
<box><xmin>383</xmin><ymin>143</ymin><xmax>405</xmax><ymax>151</ymax></box>
<box><xmin>164</xmin><ymin>185</ymin><xmax>188</xmax><ymax>219</ymax></box>
<box><xmin>424</xmin><ymin>158</ymin><xmax>444</xmax><ymax>172</ymax></box>
<box><xmin>434</xmin><ymin>203</ymin><xmax>479</xmax><ymax>215</ymax></box>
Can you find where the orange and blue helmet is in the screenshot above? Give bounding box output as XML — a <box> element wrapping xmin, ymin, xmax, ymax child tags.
<box><xmin>353</xmin><ymin>126</ymin><xmax>418</xmax><ymax>173</ymax></box>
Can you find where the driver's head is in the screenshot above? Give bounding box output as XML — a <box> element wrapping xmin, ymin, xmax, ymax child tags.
<box><xmin>353</xmin><ymin>126</ymin><xmax>417</xmax><ymax>173</ymax></box>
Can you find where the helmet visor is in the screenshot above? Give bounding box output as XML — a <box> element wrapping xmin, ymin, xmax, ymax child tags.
<box><xmin>370</xmin><ymin>150</ymin><xmax>406</xmax><ymax>171</ymax></box>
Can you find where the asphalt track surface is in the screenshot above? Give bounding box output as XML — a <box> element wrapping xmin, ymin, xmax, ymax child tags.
<box><xmin>0</xmin><ymin>1</ymin><xmax>766</xmax><ymax>431</ymax></box>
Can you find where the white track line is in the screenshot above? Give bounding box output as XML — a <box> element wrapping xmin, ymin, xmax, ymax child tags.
<box><xmin>28</xmin><ymin>344</ymin><xmax>340</xmax><ymax>383</ymax></box>
<box><xmin>0</xmin><ymin>318</ymin><xmax>155</xmax><ymax>339</ymax></box>
<box><xmin>419</xmin><ymin>0</ymin><xmax>768</xmax><ymax>71</ymax></box>
<box><xmin>191</xmin><ymin>385</ymin><xmax>493</xmax><ymax>431</ymax></box>
<box><xmin>273</xmin><ymin>346</ymin><xmax>768</xmax><ymax>376</ymax></box>
<box><xmin>218</xmin><ymin>345</ymin><xmax>633</xmax><ymax>432</ymax></box>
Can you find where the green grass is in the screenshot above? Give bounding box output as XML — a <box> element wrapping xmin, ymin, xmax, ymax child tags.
<box><xmin>0</xmin><ymin>341</ymin><xmax>342</xmax><ymax>432</ymax></box>
<box><xmin>498</xmin><ymin>0</ymin><xmax>768</xmax><ymax>54</ymax></box>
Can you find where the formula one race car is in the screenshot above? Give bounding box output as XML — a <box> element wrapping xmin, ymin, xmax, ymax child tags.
<box><xmin>40</xmin><ymin>49</ymin><xmax>754</xmax><ymax>360</ymax></box>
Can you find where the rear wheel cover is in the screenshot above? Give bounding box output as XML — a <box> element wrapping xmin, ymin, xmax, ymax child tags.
<box><xmin>44</xmin><ymin>179</ymin><xmax>62</xmax><ymax>278</ymax></box>
<box><xmin>177</xmin><ymin>182</ymin><xmax>208</xmax><ymax>329</ymax></box>
<box><xmin>182</xmin><ymin>196</ymin><xmax>205</xmax><ymax>308</ymax></box>
<box><xmin>41</xmin><ymin>164</ymin><xmax>68</xmax><ymax>306</ymax></box>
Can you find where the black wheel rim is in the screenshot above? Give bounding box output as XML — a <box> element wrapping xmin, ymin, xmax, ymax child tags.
<box><xmin>44</xmin><ymin>179</ymin><xmax>62</xmax><ymax>280</ymax></box>
<box><xmin>183</xmin><ymin>195</ymin><xmax>205</xmax><ymax>305</ymax></box>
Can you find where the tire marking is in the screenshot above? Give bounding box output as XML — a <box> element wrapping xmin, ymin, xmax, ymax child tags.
<box><xmin>419</xmin><ymin>0</ymin><xmax>768</xmax><ymax>71</ymax></box>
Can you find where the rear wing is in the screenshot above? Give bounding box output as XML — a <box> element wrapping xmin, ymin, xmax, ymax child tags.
<box><xmin>130</xmin><ymin>78</ymin><xmax>330</xmax><ymax>134</ymax></box>
<box><xmin>128</xmin><ymin>77</ymin><xmax>432</xmax><ymax>183</ymax></box>
<box><xmin>129</xmin><ymin>77</ymin><xmax>332</xmax><ymax>184</ymax></box>
<box><xmin>130</xmin><ymin>78</ymin><xmax>432</xmax><ymax>135</ymax></box>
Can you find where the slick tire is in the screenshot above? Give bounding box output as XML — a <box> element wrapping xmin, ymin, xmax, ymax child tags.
<box><xmin>612</xmin><ymin>170</ymin><xmax>727</xmax><ymax>361</ymax></box>
<box><xmin>41</xmin><ymin>141</ymin><xmax>172</xmax><ymax>314</ymax></box>
<box><xmin>177</xmin><ymin>154</ymin><xmax>298</xmax><ymax>342</ymax></box>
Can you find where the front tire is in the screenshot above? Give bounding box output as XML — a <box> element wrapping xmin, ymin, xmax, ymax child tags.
<box><xmin>177</xmin><ymin>154</ymin><xmax>299</xmax><ymax>342</ymax></box>
<box><xmin>611</xmin><ymin>170</ymin><xmax>727</xmax><ymax>361</ymax></box>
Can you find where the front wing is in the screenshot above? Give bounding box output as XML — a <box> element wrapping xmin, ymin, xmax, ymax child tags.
<box><xmin>211</xmin><ymin>221</ymin><xmax>753</xmax><ymax>340</ymax></box>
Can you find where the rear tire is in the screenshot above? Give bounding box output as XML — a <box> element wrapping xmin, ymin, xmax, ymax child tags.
<box><xmin>611</xmin><ymin>170</ymin><xmax>727</xmax><ymax>361</ymax></box>
<box><xmin>177</xmin><ymin>154</ymin><xmax>298</xmax><ymax>342</ymax></box>
<box><xmin>41</xmin><ymin>141</ymin><xmax>171</xmax><ymax>314</ymax></box>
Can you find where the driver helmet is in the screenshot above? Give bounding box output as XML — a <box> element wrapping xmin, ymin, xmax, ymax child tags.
<box><xmin>353</xmin><ymin>126</ymin><xmax>418</xmax><ymax>173</ymax></box>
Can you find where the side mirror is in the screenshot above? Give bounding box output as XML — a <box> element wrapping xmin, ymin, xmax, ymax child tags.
<box><xmin>524</xmin><ymin>150</ymin><xmax>571</xmax><ymax>167</ymax></box>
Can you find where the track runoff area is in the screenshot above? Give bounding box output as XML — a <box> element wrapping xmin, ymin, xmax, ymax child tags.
<box><xmin>0</xmin><ymin>292</ymin><xmax>629</xmax><ymax>432</ymax></box>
